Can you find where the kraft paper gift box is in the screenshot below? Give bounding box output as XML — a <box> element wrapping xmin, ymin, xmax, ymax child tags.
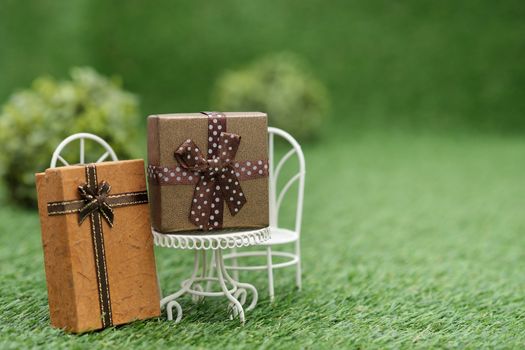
<box><xmin>147</xmin><ymin>112</ymin><xmax>269</xmax><ymax>233</ymax></box>
<box><xmin>35</xmin><ymin>160</ymin><xmax>160</xmax><ymax>333</ymax></box>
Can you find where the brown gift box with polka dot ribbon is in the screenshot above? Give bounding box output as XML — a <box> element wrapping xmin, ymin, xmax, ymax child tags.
<box><xmin>147</xmin><ymin>112</ymin><xmax>269</xmax><ymax>233</ymax></box>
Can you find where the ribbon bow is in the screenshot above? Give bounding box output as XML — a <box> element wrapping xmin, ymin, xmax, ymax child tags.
<box><xmin>174</xmin><ymin>132</ymin><xmax>247</xmax><ymax>230</ymax></box>
<box><xmin>78</xmin><ymin>181</ymin><xmax>114</xmax><ymax>227</ymax></box>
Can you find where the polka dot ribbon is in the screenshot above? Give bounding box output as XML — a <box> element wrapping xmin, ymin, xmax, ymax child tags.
<box><xmin>174</xmin><ymin>132</ymin><xmax>246</xmax><ymax>230</ymax></box>
<box><xmin>148</xmin><ymin>112</ymin><xmax>269</xmax><ymax>231</ymax></box>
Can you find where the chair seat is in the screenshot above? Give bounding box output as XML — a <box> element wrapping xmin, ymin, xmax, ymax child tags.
<box><xmin>262</xmin><ymin>227</ymin><xmax>299</xmax><ymax>245</ymax></box>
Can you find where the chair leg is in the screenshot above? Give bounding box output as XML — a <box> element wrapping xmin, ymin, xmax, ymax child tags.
<box><xmin>230</xmin><ymin>247</ymin><xmax>240</xmax><ymax>280</ymax></box>
<box><xmin>295</xmin><ymin>241</ymin><xmax>302</xmax><ymax>290</ymax></box>
<box><xmin>206</xmin><ymin>250</ymin><xmax>216</xmax><ymax>292</ymax></box>
<box><xmin>266</xmin><ymin>246</ymin><xmax>275</xmax><ymax>302</ymax></box>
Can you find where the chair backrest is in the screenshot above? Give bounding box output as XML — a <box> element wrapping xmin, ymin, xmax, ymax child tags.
<box><xmin>50</xmin><ymin>133</ymin><xmax>118</xmax><ymax>168</ymax></box>
<box><xmin>268</xmin><ymin>127</ymin><xmax>306</xmax><ymax>235</ymax></box>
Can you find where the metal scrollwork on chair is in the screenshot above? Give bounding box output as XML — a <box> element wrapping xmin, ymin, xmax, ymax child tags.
<box><xmin>50</xmin><ymin>132</ymin><xmax>118</xmax><ymax>168</ymax></box>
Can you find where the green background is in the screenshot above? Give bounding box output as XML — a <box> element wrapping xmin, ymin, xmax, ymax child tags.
<box><xmin>1</xmin><ymin>0</ymin><xmax>524</xmax><ymax>132</ymax></box>
<box><xmin>1</xmin><ymin>1</ymin><xmax>525</xmax><ymax>349</ymax></box>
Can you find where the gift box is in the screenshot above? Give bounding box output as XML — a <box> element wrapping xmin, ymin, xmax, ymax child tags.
<box><xmin>147</xmin><ymin>112</ymin><xmax>269</xmax><ymax>233</ymax></box>
<box><xmin>35</xmin><ymin>160</ymin><xmax>160</xmax><ymax>333</ymax></box>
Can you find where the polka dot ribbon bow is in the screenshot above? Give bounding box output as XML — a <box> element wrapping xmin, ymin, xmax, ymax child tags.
<box><xmin>174</xmin><ymin>132</ymin><xmax>247</xmax><ymax>230</ymax></box>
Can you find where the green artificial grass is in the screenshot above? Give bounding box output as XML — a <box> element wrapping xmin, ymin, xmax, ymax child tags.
<box><xmin>1</xmin><ymin>131</ymin><xmax>524</xmax><ymax>348</ymax></box>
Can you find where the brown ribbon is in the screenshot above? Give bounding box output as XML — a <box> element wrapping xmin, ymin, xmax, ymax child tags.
<box><xmin>46</xmin><ymin>164</ymin><xmax>148</xmax><ymax>328</ymax></box>
<box><xmin>147</xmin><ymin>112</ymin><xmax>268</xmax><ymax>231</ymax></box>
<box><xmin>174</xmin><ymin>132</ymin><xmax>247</xmax><ymax>230</ymax></box>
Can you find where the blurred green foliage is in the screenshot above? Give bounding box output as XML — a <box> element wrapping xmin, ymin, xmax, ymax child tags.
<box><xmin>0</xmin><ymin>67</ymin><xmax>139</xmax><ymax>206</ymax></box>
<box><xmin>213</xmin><ymin>53</ymin><xmax>330</xmax><ymax>139</ymax></box>
<box><xmin>1</xmin><ymin>0</ymin><xmax>524</xmax><ymax>133</ymax></box>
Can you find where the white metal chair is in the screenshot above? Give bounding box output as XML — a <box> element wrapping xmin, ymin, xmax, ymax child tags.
<box><xmin>50</xmin><ymin>132</ymin><xmax>118</xmax><ymax>168</ymax></box>
<box><xmin>223</xmin><ymin>127</ymin><xmax>306</xmax><ymax>301</ymax></box>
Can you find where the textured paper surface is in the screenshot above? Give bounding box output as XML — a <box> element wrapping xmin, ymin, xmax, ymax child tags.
<box><xmin>148</xmin><ymin>112</ymin><xmax>269</xmax><ymax>233</ymax></box>
<box><xmin>35</xmin><ymin>160</ymin><xmax>160</xmax><ymax>333</ymax></box>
